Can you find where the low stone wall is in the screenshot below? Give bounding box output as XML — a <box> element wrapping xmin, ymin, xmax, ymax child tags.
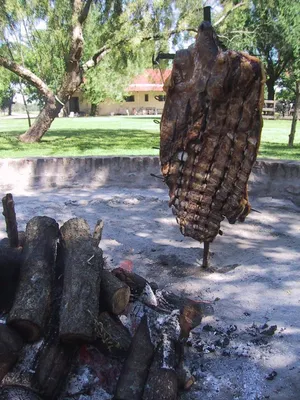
<box><xmin>0</xmin><ymin>156</ymin><xmax>299</xmax><ymax>204</ymax></box>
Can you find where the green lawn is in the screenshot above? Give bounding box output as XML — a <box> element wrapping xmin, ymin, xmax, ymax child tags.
<box><xmin>0</xmin><ymin>116</ymin><xmax>299</xmax><ymax>160</ymax></box>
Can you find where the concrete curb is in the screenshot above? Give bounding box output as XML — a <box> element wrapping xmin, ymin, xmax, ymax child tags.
<box><xmin>0</xmin><ymin>156</ymin><xmax>299</xmax><ymax>204</ymax></box>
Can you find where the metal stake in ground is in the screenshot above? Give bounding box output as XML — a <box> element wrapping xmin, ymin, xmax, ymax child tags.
<box><xmin>201</xmin><ymin>6</ymin><xmax>211</xmax><ymax>269</ymax></box>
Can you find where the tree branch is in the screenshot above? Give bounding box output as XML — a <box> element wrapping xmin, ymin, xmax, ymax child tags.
<box><xmin>0</xmin><ymin>56</ymin><xmax>54</xmax><ymax>99</ymax></box>
<box><xmin>82</xmin><ymin>47</ymin><xmax>111</xmax><ymax>71</ymax></box>
<box><xmin>275</xmin><ymin>58</ymin><xmax>293</xmax><ymax>80</ymax></box>
<box><xmin>214</xmin><ymin>2</ymin><xmax>246</xmax><ymax>27</ymax></box>
<box><xmin>79</xmin><ymin>0</ymin><xmax>93</xmax><ymax>24</ymax></box>
<box><xmin>141</xmin><ymin>27</ymin><xmax>198</xmax><ymax>43</ymax></box>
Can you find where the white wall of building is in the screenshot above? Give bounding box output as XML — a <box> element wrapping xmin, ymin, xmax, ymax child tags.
<box><xmin>98</xmin><ymin>91</ymin><xmax>165</xmax><ymax>115</ymax></box>
<box><xmin>67</xmin><ymin>90</ymin><xmax>166</xmax><ymax>116</ymax></box>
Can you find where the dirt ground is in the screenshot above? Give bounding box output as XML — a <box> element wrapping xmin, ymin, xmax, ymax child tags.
<box><xmin>0</xmin><ymin>186</ymin><xmax>299</xmax><ymax>400</ymax></box>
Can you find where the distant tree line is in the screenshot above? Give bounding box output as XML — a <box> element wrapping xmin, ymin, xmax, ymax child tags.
<box><xmin>0</xmin><ymin>0</ymin><xmax>299</xmax><ymax>145</ymax></box>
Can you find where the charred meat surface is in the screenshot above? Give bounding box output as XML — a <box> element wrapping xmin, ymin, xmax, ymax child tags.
<box><xmin>160</xmin><ymin>21</ymin><xmax>265</xmax><ymax>243</ymax></box>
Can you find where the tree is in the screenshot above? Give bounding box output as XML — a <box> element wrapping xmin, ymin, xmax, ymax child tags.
<box><xmin>0</xmin><ymin>68</ymin><xmax>15</xmax><ymax>115</ymax></box>
<box><xmin>279</xmin><ymin>2</ymin><xmax>300</xmax><ymax>147</ymax></box>
<box><xmin>0</xmin><ymin>0</ymin><xmax>173</xmax><ymax>142</ymax></box>
<box><xmin>0</xmin><ymin>0</ymin><xmax>243</xmax><ymax>143</ymax></box>
<box><xmin>217</xmin><ymin>0</ymin><xmax>296</xmax><ymax>100</ymax></box>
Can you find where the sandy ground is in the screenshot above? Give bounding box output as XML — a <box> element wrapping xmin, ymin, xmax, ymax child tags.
<box><xmin>1</xmin><ymin>186</ymin><xmax>299</xmax><ymax>400</ymax></box>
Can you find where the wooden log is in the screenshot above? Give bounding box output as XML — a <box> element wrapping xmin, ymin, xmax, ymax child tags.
<box><xmin>59</xmin><ymin>218</ymin><xmax>103</xmax><ymax>343</ymax></box>
<box><xmin>94</xmin><ymin>312</ymin><xmax>132</xmax><ymax>358</ymax></box>
<box><xmin>142</xmin><ymin>336</ymin><xmax>178</xmax><ymax>400</ymax></box>
<box><xmin>0</xmin><ymin>246</ymin><xmax>22</xmax><ymax>313</ymax></box>
<box><xmin>2</xmin><ymin>193</ymin><xmax>19</xmax><ymax>248</ymax></box>
<box><xmin>0</xmin><ymin>325</ymin><xmax>23</xmax><ymax>382</ymax></box>
<box><xmin>100</xmin><ymin>270</ymin><xmax>130</xmax><ymax>315</ymax></box>
<box><xmin>32</xmin><ymin>337</ymin><xmax>77</xmax><ymax>399</ymax></box>
<box><xmin>0</xmin><ymin>232</ymin><xmax>25</xmax><ymax>249</ymax></box>
<box><xmin>114</xmin><ymin>316</ymin><xmax>154</xmax><ymax>400</ymax></box>
<box><xmin>7</xmin><ymin>216</ymin><xmax>59</xmax><ymax>342</ymax></box>
<box><xmin>32</xmin><ymin>240</ymin><xmax>78</xmax><ymax>400</ymax></box>
<box><xmin>155</xmin><ymin>290</ymin><xmax>214</xmax><ymax>338</ymax></box>
<box><xmin>112</xmin><ymin>268</ymin><xmax>158</xmax><ymax>300</ymax></box>
<box><xmin>176</xmin><ymin>343</ymin><xmax>195</xmax><ymax>391</ymax></box>
<box><xmin>0</xmin><ymin>385</ymin><xmax>43</xmax><ymax>400</ymax></box>
<box><xmin>92</xmin><ymin>219</ymin><xmax>104</xmax><ymax>247</ymax></box>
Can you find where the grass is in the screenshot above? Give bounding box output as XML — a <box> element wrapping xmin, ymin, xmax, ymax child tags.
<box><xmin>0</xmin><ymin>116</ymin><xmax>299</xmax><ymax>160</ymax></box>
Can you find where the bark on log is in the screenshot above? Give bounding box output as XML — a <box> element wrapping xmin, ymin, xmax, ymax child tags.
<box><xmin>112</xmin><ymin>268</ymin><xmax>158</xmax><ymax>300</ymax></box>
<box><xmin>0</xmin><ymin>385</ymin><xmax>43</xmax><ymax>400</ymax></box>
<box><xmin>32</xmin><ymin>240</ymin><xmax>78</xmax><ymax>400</ymax></box>
<box><xmin>2</xmin><ymin>193</ymin><xmax>19</xmax><ymax>248</ymax></box>
<box><xmin>59</xmin><ymin>218</ymin><xmax>103</xmax><ymax>343</ymax></box>
<box><xmin>92</xmin><ymin>219</ymin><xmax>104</xmax><ymax>247</ymax></box>
<box><xmin>0</xmin><ymin>325</ymin><xmax>23</xmax><ymax>382</ymax></box>
<box><xmin>7</xmin><ymin>216</ymin><xmax>59</xmax><ymax>342</ymax></box>
<box><xmin>94</xmin><ymin>312</ymin><xmax>132</xmax><ymax>358</ymax></box>
<box><xmin>143</xmin><ymin>337</ymin><xmax>178</xmax><ymax>400</ymax></box>
<box><xmin>32</xmin><ymin>338</ymin><xmax>77</xmax><ymax>399</ymax></box>
<box><xmin>0</xmin><ymin>246</ymin><xmax>22</xmax><ymax>313</ymax></box>
<box><xmin>100</xmin><ymin>270</ymin><xmax>130</xmax><ymax>315</ymax></box>
<box><xmin>114</xmin><ymin>316</ymin><xmax>154</xmax><ymax>400</ymax></box>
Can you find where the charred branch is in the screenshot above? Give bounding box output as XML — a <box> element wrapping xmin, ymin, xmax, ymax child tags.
<box><xmin>114</xmin><ymin>316</ymin><xmax>154</xmax><ymax>400</ymax></box>
<box><xmin>2</xmin><ymin>193</ymin><xmax>19</xmax><ymax>248</ymax></box>
<box><xmin>0</xmin><ymin>246</ymin><xmax>22</xmax><ymax>313</ymax></box>
<box><xmin>142</xmin><ymin>338</ymin><xmax>178</xmax><ymax>400</ymax></box>
<box><xmin>0</xmin><ymin>386</ymin><xmax>43</xmax><ymax>400</ymax></box>
<box><xmin>32</xmin><ymin>337</ymin><xmax>77</xmax><ymax>399</ymax></box>
<box><xmin>0</xmin><ymin>325</ymin><xmax>23</xmax><ymax>382</ymax></box>
<box><xmin>94</xmin><ymin>312</ymin><xmax>132</xmax><ymax>358</ymax></box>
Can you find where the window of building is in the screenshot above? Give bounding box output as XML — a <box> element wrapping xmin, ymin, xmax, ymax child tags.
<box><xmin>145</xmin><ymin>94</ymin><xmax>149</xmax><ymax>102</ymax></box>
<box><xmin>155</xmin><ymin>95</ymin><xmax>166</xmax><ymax>102</ymax></box>
<box><xmin>124</xmin><ymin>95</ymin><xmax>135</xmax><ymax>102</ymax></box>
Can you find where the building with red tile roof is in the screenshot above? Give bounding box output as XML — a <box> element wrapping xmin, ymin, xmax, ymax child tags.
<box><xmin>67</xmin><ymin>69</ymin><xmax>171</xmax><ymax>116</ymax></box>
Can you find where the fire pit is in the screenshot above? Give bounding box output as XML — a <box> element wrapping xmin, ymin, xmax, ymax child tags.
<box><xmin>0</xmin><ymin>194</ymin><xmax>215</xmax><ymax>399</ymax></box>
<box><xmin>0</xmin><ymin>184</ymin><xmax>299</xmax><ymax>399</ymax></box>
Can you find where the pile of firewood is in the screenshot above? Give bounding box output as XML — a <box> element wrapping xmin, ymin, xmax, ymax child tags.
<box><xmin>0</xmin><ymin>194</ymin><xmax>213</xmax><ymax>400</ymax></box>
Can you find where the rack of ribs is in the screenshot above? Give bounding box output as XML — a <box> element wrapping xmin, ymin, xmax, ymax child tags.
<box><xmin>160</xmin><ymin>21</ymin><xmax>265</xmax><ymax>266</ymax></box>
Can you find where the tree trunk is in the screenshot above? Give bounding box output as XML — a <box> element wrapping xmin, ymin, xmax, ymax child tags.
<box><xmin>8</xmin><ymin>92</ymin><xmax>14</xmax><ymax>116</ymax></box>
<box><xmin>288</xmin><ymin>81</ymin><xmax>300</xmax><ymax>147</ymax></box>
<box><xmin>90</xmin><ymin>103</ymin><xmax>97</xmax><ymax>116</ymax></box>
<box><xmin>266</xmin><ymin>78</ymin><xmax>275</xmax><ymax>100</ymax></box>
<box><xmin>19</xmin><ymin>80</ymin><xmax>31</xmax><ymax>128</ymax></box>
<box><xmin>19</xmin><ymin>97</ymin><xmax>63</xmax><ymax>143</ymax></box>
